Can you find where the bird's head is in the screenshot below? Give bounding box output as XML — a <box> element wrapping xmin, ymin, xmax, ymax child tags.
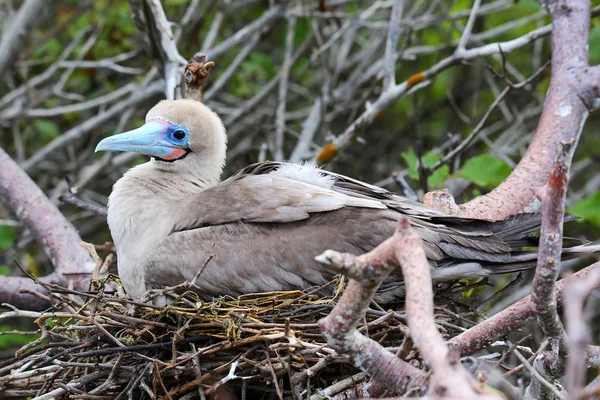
<box><xmin>96</xmin><ymin>99</ymin><xmax>227</xmax><ymax>177</ymax></box>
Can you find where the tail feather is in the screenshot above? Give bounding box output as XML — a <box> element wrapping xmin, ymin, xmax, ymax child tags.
<box><xmin>437</xmin><ymin>242</ymin><xmax>600</xmax><ymax>277</ymax></box>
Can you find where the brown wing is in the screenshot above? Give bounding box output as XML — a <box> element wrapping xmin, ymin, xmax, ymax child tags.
<box><xmin>146</xmin><ymin>161</ymin><xmax>542</xmax><ymax>299</ymax></box>
<box><xmin>170</xmin><ymin>173</ymin><xmax>386</xmax><ymax>232</ymax></box>
<box><xmin>170</xmin><ymin>161</ymin><xmax>542</xmax><ymax>262</ymax></box>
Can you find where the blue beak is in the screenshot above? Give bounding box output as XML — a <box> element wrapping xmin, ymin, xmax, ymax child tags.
<box><xmin>95</xmin><ymin>120</ymin><xmax>183</xmax><ymax>159</ymax></box>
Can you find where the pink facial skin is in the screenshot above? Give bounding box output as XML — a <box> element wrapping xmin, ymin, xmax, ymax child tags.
<box><xmin>163</xmin><ymin>147</ymin><xmax>188</xmax><ymax>160</ymax></box>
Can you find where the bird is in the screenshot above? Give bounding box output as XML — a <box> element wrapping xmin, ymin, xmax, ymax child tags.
<box><xmin>95</xmin><ymin>99</ymin><xmax>595</xmax><ymax>303</ymax></box>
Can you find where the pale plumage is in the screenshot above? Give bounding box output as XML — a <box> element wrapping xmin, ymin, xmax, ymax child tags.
<box><xmin>96</xmin><ymin>99</ymin><xmax>592</xmax><ymax>303</ymax></box>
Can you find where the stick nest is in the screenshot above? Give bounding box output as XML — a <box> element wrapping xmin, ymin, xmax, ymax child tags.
<box><xmin>0</xmin><ymin>272</ymin><xmax>474</xmax><ymax>399</ymax></box>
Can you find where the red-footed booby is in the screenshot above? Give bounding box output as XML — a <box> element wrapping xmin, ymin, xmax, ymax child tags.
<box><xmin>96</xmin><ymin>99</ymin><xmax>593</xmax><ymax>303</ymax></box>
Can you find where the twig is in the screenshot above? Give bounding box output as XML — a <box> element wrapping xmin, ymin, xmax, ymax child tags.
<box><xmin>128</xmin><ymin>0</ymin><xmax>187</xmax><ymax>100</ymax></box>
<box><xmin>206</xmin><ymin>6</ymin><xmax>283</xmax><ymax>59</ymax></box>
<box><xmin>203</xmin><ymin>33</ymin><xmax>260</xmax><ymax>101</ymax></box>
<box><xmin>383</xmin><ymin>0</ymin><xmax>404</xmax><ymax>89</ymax></box>
<box><xmin>0</xmin><ymin>0</ymin><xmax>50</xmax><ymax>78</ymax></box>
<box><xmin>449</xmin><ymin>261</ymin><xmax>600</xmax><ymax>356</ymax></box>
<box><xmin>456</xmin><ymin>0</ymin><xmax>482</xmax><ymax>52</ymax></box>
<box><xmin>563</xmin><ymin>268</ymin><xmax>600</xmax><ymax>398</ymax></box>
<box><xmin>274</xmin><ymin>15</ymin><xmax>296</xmax><ymax>161</ymax></box>
<box><xmin>21</xmin><ymin>81</ymin><xmax>164</xmax><ymax>173</ymax></box>
<box><xmin>58</xmin><ymin>177</ymin><xmax>108</xmax><ymax>217</ymax></box>
<box><xmin>516</xmin><ymin>348</ymin><xmax>565</xmax><ymax>400</ymax></box>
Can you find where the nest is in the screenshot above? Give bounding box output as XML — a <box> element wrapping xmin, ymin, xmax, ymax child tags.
<box><xmin>0</xmin><ymin>273</ymin><xmax>477</xmax><ymax>399</ymax></box>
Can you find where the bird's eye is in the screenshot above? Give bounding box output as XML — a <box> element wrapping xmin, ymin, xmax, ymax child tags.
<box><xmin>173</xmin><ymin>130</ymin><xmax>186</xmax><ymax>141</ymax></box>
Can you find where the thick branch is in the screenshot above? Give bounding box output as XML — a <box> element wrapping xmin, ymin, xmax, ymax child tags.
<box><xmin>317</xmin><ymin>219</ymin><xmax>502</xmax><ymax>398</ymax></box>
<box><xmin>529</xmin><ymin>141</ymin><xmax>575</xmax><ymax>383</ymax></box>
<box><xmin>316</xmin><ymin>225</ymin><xmax>428</xmax><ymax>395</ymax></box>
<box><xmin>460</xmin><ymin>0</ymin><xmax>597</xmax><ymax>219</ymax></box>
<box><xmin>393</xmin><ymin>220</ymin><xmax>497</xmax><ymax>398</ymax></box>
<box><xmin>0</xmin><ymin>147</ymin><xmax>95</xmax><ymax>309</ymax></box>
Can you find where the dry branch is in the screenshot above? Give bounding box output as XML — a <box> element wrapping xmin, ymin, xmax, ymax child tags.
<box><xmin>0</xmin><ymin>146</ymin><xmax>95</xmax><ymax>310</ymax></box>
<box><xmin>461</xmin><ymin>0</ymin><xmax>600</xmax><ymax>219</ymax></box>
<box><xmin>128</xmin><ymin>0</ymin><xmax>187</xmax><ymax>99</ymax></box>
<box><xmin>564</xmin><ymin>268</ymin><xmax>600</xmax><ymax>397</ymax></box>
<box><xmin>0</xmin><ymin>0</ymin><xmax>50</xmax><ymax>78</ymax></box>
<box><xmin>449</xmin><ymin>261</ymin><xmax>600</xmax><ymax>356</ymax></box>
<box><xmin>317</xmin><ymin>218</ymin><xmax>503</xmax><ymax>399</ymax></box>
<box><xmin>527</xmin><ymin>140</ymin><xmax>576</xmax><ymax>398</ymax></box>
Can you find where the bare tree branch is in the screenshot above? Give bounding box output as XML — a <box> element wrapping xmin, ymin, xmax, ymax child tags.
<box><xmin>449</xmin><ymin>261</ymin><xmax>600</xmax><ymax>356</ymax></box>
<box><xmin>525</xmin><ymin>140</ymin><xmax>577</xmax><ymax>400</ymax></box>
<box><xmin>316</xmin><ymin>221</ymin><xmax>429</xmax><ymax>396</ymax></box>
<box><xmin>312</xmin><ymin>16</ymin><xmax>557</xmax><ymax>164</ymax></box>
<box><xmin>274</xmin><ymin>15</ymin><xmax>296</xmax><ymax>161</ymax></box>
<box><xmin>317</xmin><ymin>219</ymin><xmax>503</xmax><ymax>398</ymax></box>
<box><xmin>461</xmin><ymin>0</ymin><xmax>600</xmax><ymax>219</ymax></box>
<box><xmin>383</xmin><ymin>0</ymin><xmax>404</xmax><ymax>89</ymax></box>
<box><xmin>563</xmin><ymin>268</ymin><xmax>600</xmax><ymax>398</ymax></box>
<box><xmin>128</xmin><ymin>0</ymin><xmax>187</xmax><ymax>100</ymax></box>
<box><xmin>0</xmin><ymin>0</ymin><xmax>50</xmax><ymax>79</ymax></box>
<box><xmin>0</xmin><ymin>147</ymin><xmax>95</xmax><ymax>310</ymax></box>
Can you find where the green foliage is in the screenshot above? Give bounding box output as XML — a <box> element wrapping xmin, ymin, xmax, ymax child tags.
<box><xmin>293</xmin><ymin>18</ymin><xmax>311</xmax><ymax>47</ymax></box>
<box><xmin>449</xmin><ymin>0</ymin><xmax>474</xmax><ymax>13</ymax></box>
<box><xmin>232</xmin><ymin>53</ymin><xmax>277</xmax><ymax>97</ymax></box>
<box><xmin>430</xmin><ymin>69</ymin><xmax>457</xmax><ymax>100</ymax></box>
<box><xmin>0</xmin><ymin>325</ymin><xmax>40</xmax><ymax>349</ymax></box>
<box><xmin>0</xmin><ymin>266</ymin><xmax>10</xmax><ymax>275</ymax></box>
<box><xmin>589</xmin><ymin>25</ymin><xmax>600</xmax><ymax>65</ymax></box>
<box><xmin>460</xmin><ymin>278</ymin><xmax>488</xmax><ymax>299</ymax></box>
<box><xmin>33</xmin><ymin>120</ymin><xmax>61</xmax><ymax>143</ymax></box>
<box><xmin>0</xmin><ymin>226</ymin><xmax>15</xmax><ymax>251</ymax></box>
<box><xmin>32</xmin><ymin>37</ymin><xmax>62</xmax><ymax>59</ymax></box>
<box><xmin>458</xmin><ymin>154</ymin><xmax>512</xmax><ymax>188</ymax></box>
<box><xmin>568</xmin><ymin>191</ymin><xmax>600</xmax><ymax>227</ymax></box>
<box><xmin>401</xmin><ymin>148</ymin><xmax>450</xmax><ymax>189</ymax></box>
<box><xmin>242</xmin><ymin>53</ymin><xmax>276</xmax><ymax>80</ymax></box>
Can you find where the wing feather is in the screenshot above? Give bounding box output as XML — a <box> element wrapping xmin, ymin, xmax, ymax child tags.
<box><xmin>171</xmin><ymin>172</ymin><xmax>385</xmax><ymax>232</ymax></box>
<box><xmin>170</xmin><ymin>161</ymin><xmax>544</xmax><ymax>272</ymax></box>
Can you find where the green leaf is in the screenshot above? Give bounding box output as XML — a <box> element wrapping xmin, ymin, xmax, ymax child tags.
<box><xmin>401</xmin><ymin>148</ymin><xmax>419</xmax><ymax>180</ymax></box>
<box><xmin>33</xmin><ymin>120</ymin><xmax>61</xmax><ymax>142</ymax></box>
<box><xmin>0</xmin><ymin>226</ymin><xmax>15</xmax><ymax>251</ymax></box>
<box><xmin>568</xmin><ymin>191</ymin><xmax>600</xmax><ymax>227</ymax></box>
<box><xmin>293</xmin><ymin>18</ymin><xmax>311</xmax><ymax>47</ymax></box>
<box><xmin>589</xmin><ymin>25</ymin><xmax>600</xmax><ymax>65</ymax></box>
<box><xmin>0</xmin><ymin>325</ymin><xmax>41</xmax><ymax>349</ymax></box>
<box><xmin>431</xmin><ymin>69</ymin><xmax>457</xmax><ymax>100</ymax></box>
<box><xmin>428</xmin><ymin>164</ymin><xmax>450</xmax><ymax>189</ymax></box>
<box><xmin>458</xmin><ymin>155</ymin><xmax>511</xmax><ymax>188</ymax></box>
<box><xmin>0</xmin><ymin>266</ymin><xmax>10</xmax><ymax>276</ymax></box>
<box><xmin>402</xmin><ymin>148</ymin><xmax>441</xmax><ymax>178</ymax></box>
<box><xmin>241</xmin><ymin>53</ymin><xmax>275</xmax><ymax>81</ymax></box>
<box><xmin>512</xmin><ymin>0</ymin><xmax>543</xmax><ymax>14</ymax></box>
<box><xmin>401</xmin><ymin>148</ymin><xmax>449</xmax><ymax>188</ymax></box>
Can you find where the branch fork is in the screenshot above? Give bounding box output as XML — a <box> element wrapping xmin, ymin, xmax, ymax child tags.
<box><xmin>316</xmin><ymin>218</ymin><xmax>503</xmax><ymax>399</ymax></box>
